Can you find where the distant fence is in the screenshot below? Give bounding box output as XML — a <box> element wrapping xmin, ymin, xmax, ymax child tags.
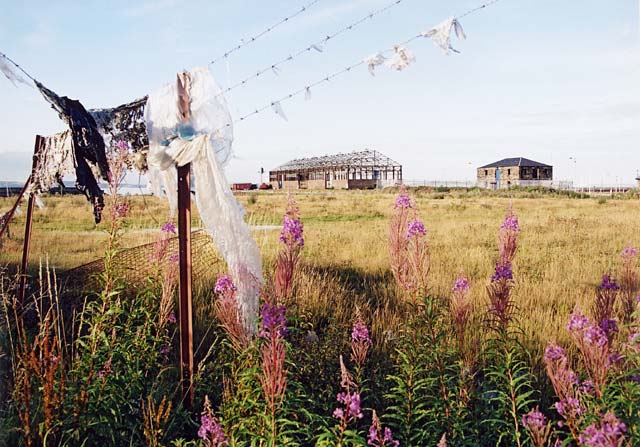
<box><xmin>402</xmin><ymin>180</ymin><xmax>637</xmax><ymax>195</ymax></box>
<box><xmin>403</xmin><ymin>180</ymin><xmax>477</xmax><ymax>188</ymax></box>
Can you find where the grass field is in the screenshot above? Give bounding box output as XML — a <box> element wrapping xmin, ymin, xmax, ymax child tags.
<box><xmin>3</xmin><ymin>187</ymin><xmax>640</xmax><ymax>446</ymax></box>
<box><xmin>2</xmin><ymin>188</ymin><xmax>639</xmax><ymax>352</ymax></box>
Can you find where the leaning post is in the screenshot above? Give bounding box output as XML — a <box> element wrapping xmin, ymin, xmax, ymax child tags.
<box><xmin>18</xmin><ymin>135</ymin><xmax>44</xmax><ymax>304</ymax></box>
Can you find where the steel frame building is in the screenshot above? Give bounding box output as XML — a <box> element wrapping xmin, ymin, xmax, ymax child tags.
<box><xmin>269</xmin><ymin>149</ymin><xmax>402</xmax><ymax>190</ymax></box>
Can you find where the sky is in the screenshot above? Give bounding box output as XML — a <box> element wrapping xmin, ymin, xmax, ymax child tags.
<box><xmin>0</xmin><ymin>0</ymin><xmax>638</xmax><ymax>186</ymax></box>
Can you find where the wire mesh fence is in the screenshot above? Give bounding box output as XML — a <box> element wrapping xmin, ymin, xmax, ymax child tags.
<box><xmin>62</xmin><ymin>230</ymin><xmax>222</xmax><ymax>292</ymax></box>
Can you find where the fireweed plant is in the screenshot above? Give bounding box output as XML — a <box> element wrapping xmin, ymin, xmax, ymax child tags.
<box><xmin>4</xmin><ymin>184</ymin><xmax>640</xmax><ymax>446</ymax></box>
<box><xmin>481</xmin><ymin>207</ymin><xmax>537</xmax><ymax>447</ymax></box>
<box><xmin>1</xmin><ymin>141</ymin><xmax>182</xmax><ymax>446</ymax></box>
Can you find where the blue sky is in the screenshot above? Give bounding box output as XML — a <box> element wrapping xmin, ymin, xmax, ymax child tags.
<box><xmin>0</xmin><ymin>0</ymin><xmax>638</xmax><ymax>186</ymax></box>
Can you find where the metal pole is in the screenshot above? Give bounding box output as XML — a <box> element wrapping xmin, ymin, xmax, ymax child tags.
<box><xmin>0</xmin><ymin>175</ymin><xmax>31</xmax><ymax>241</ymax></box>
<box><xmin>19</xmin><ymin>135</ymin><xmax>43</xmax><ymax>304</ymax></box>
<box><xmin>176</xmin><ymin>71</ymin><xmax>194</xmax><ymax>410</ymax></box>
<box><xmin>177</xmin><ymin>163</ymin><xmax>194</xmax><ymax>409</ymax></box>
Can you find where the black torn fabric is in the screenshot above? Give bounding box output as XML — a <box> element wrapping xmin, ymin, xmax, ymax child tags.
<box><xmin>35</xmin><ymin>81</ymin><xmax>109</xmax><ymax>223</ymax></box>
<box><xmin>90</xmin><ymin>97</ymin><xmax>149</xmax><ymax>152</ymax></box>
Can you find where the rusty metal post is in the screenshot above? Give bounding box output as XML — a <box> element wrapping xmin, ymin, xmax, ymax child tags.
<box><xmin>176</xmin><ymin>71</ymin><xmax>194</xmax><ymax>410</ymax></box>
<box><xmin>177</xmin><ymin>163</ymin><xmax>194</xmax><ymax>409</ymax></box>
<box><xmin>0</xmin><ymin>176</ymin><xmax>32</xmax><ymax>242</ymax></box>
<box><xmin>19</xmin><ymin>135</ymin><xmax>43</xmax><ymax>304</ymax></box>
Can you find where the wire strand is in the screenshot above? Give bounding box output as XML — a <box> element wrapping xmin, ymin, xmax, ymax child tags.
<box><xmin>225</xmin><ymin>0</ymin><xmax>504</xmax><ymax>129</ymax></box>
<box><xmin>0</xmin><ymin>51</ymin><xmax>37</xmax><ymax>82</ymax></box>
<box><xmin>209</xmin><ymin>0</ymin><xmax>322</xmax><ymax>66</ymax></box>
<box><xmin>217</xmin><ymin>0</ymin><xmax>407</xmax><ymax>98</ymax></box>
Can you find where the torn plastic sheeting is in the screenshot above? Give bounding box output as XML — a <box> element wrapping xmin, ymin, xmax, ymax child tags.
<box><xmin>145</xmin><ymin>66</ymin><xmax>262</xmax><ymax>334</ymax></box>
<box><xmin>422</xmin><ymin>17</ymin><xmax>466</xmax><ymax>55</ymax></box>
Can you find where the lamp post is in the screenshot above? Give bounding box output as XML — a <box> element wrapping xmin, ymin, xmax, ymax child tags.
<box><xmin>569</xmin><ymin>157</ymin><xmax>577</xmax><ymax>190</ymax></box>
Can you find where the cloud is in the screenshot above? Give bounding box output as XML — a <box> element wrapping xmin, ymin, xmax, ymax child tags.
<box><xmin>123</xmin><ymin>0</ymin><xmax>178</xmax><ymax>18</ymax></box>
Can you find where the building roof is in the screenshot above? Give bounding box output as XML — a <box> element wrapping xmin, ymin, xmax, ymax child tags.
<box><xmin>478</xmin><ymin>157</ymin><xmax>552</xmax><ymax>169</ymax></box>
<box><xmin>271</xmin><ymin>149</ymin><xmax>401</xmax><ymax>172</ymax></box>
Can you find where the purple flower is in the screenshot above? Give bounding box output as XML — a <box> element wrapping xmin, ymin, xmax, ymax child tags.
<box><xmin>394</xmin><ymin>192</ymin><xmax>412</xmax><ymax>209</ymax></box>
<box><xmin>198</xmin><ymin>414</ymin><xmax>228</xmax><ymax>445</ymax></box>
<box><xmin>347</xmin><ymin>393</ymin><xmax>363</xmax><ymax>419</ymax></box>
<box><xmin>383</xmin><ymin>427</ymin><xmax>399</xmax><ymax>447</ymax></box>
<box><xmin>336</xmin><ymin>391</ymin><xmax>363</xmax><ymax>420</ymax></box>
<box><xmin>567</xmin><ymin>313</ymin><xmax>590</xmax><ymax>332</ymax></box>
<box><xmin>368</xmin><ymin>424</ymin><xmax>378</xmax><ymax>445</ymax></box>
<box><xmin>452</xmin><ymin>276</ymin><xmax>470</xmax><ymax>294</ymax></box>
<box><xmin>491</xmin><ymin>263</ymin><xmax>513</xmax><ymax>282</ymax></box>
<box><xmin>600</xmin><ymin>274</ymin><xmax>620</xmax><ymax>291</ymax></box>
<box><xmin>161</xmin><ymin>221</ymin><xmax>176</xmax><ymax>234</ymax></box>
<box><xmin>113</xmin><ymin>203</ymin><xmax>129</xmax><ymax>219</ymax></box>
<box><xmin>406</xmin><ymin>219</ymin><xmax>427</xmax><ymax>239</ymax></box>
<box><xmin>280</xmin><ymin>215</ymin><xmax>304</xmax><ymax>247</ymax></box>
<box><xmin>579</xmin><ymin>412</ymin><xmax>626</xmax><ymax>447</ymax></box>
<box><xmin>555</xmin><ymin>397</ymin><xmax>584</xmax><ymax>418</ymax></box>
<box><xmin>544</xmin><ymin>344</ymin><xmax>566</xmax><ymax>361</ymax></box>
<box><xmin>160</xmin><ymin>345</ymin><xmax>170</xmax><ymax>355</ymax></box>
<box><xmin>579</xmin><ymin>380</ymin><xmax>596</xmax><ymax>396</ymax></box>
<box><xmin>522</xmin><ymin>409</ymin><xmax>546</xmax><ymax>430</ymax></box>
<box><xmin>214</xmin><ymin>274</ymin><xmax>236</xmax><ymax>295</ymax></box>
<box><xmin>584</xmin><ymin>326</ymin><xmax>608</xmax><ymax>347</ymax></box>
<box><xmin>333</xmin><ymin>408</ymin><xmax>344</xmax><ymax>419</ymax></box>
<box><xmin>167</xmin><ymin>311</ymin><xmax>177</xmax><ymax>324</ymax></box>
<box><xmin>352</xmin><ymin>321</ymin><xmax>371</xmax><ymax>344</ymax></box>
<box><xmin>599</xmin><ymin>318</ymin><xmax>618</xmax><ymax>335</ymax></box>
<box><xmin>621</xmin><ymin>246</ymin><xmax>637</xmax><ymax>259</ymax></box>
<box><xmin>168</xmin><ymin>252</ymin><xmax>179</xmax><ymax>264</ymax></box>
<box><xmin>501</xmin><ymin>215</ymin><xmax>520</xmax><ymax>232</ymax></box>
<box><xmin>259</xmin><ymin>302</ymin><xmax>287</xmax><ymax>338</ymax></box>
<box><xmin>629</xmin><ymin>332</ymin><xmax>640</xmax><ymax>344</ymax></box>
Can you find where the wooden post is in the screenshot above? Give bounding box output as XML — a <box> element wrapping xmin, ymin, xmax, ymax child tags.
<box><xmin>176</xmin><ymin>71</ymin><xmax>194</xmax><ymax>410</ymax></box>
<box><xmin>19</xmin><ymin>135</ymin><xmax>43</xmax><ymax>304</ymax></box>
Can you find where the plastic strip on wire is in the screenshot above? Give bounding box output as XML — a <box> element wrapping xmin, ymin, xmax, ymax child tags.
<box><xmin>217</xmin><ymin>0</ymin><xmax>408</xmax><ymax>97</ymax></box>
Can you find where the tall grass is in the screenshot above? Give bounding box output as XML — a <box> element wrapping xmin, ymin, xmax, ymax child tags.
<box><xmin>1</xmin><ymin>187</ymin><xmax>639</xmax><ymax>445</ymax></box>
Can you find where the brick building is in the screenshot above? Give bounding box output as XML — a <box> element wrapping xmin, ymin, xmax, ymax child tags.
<box><xmin>269</xmin><ymin>149</ymin><xmax>402</xmax><ymax>190</ymax></box>
<box><xmin>477</xmin><ymin>157</ymin><xmax>553</xmax><ymax>189</ymax></box>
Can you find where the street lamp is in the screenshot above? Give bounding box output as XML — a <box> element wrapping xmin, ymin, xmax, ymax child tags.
<box><xmin>569</xmin><ymin>157</ymin><xmax>577</xmax><ymax>189</ymax></box>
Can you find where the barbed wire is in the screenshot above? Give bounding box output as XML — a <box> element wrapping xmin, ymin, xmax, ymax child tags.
<box><xmin>0</xmin><ymin>51</ymin><xmax>37</xmax><ymax>82</ymax></box>
<box><xmin>217</xmin><ymin>0</ymin><xmax>407</xmax><ymax>97</ymax></box>
<box><xmin>219</xmin><ymin>0</ymin><xmax>504</xmax><ymax>129</ymax></box>
<box><xmin>209</xmin><ymin>0</ymin><xmax>322</xmax><ymax>66</ymax></box>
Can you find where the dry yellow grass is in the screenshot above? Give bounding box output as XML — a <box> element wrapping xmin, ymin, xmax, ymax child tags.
<box><xmin>2</xmin><ymin>189</ymin><xmax>639</xmax><ymax>355</ymax></box>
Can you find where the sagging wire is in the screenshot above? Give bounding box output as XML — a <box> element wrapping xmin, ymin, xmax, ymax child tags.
<box><xmin>209</xmin><ymin>0</ymin><xmax>322</xmax><ymax>66</ymax></box>
<box><xmin>214</xmin><ymin>0</ymin><xmax>504</xmax><ymax>131</ymax></box>
<box><xmin>216</xmin><ymin>0</ymin><xmax>408</xmax><ymax>97</ymax></box>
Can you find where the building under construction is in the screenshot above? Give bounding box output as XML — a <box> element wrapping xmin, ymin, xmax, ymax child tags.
<box><xmin>269</xmin><ymin>149</ymin><xmax>402</xmax><ymax>190</ymax></box>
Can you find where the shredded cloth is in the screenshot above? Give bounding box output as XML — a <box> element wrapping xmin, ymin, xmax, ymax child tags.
<box><xmin>29</xmin><ymin>131</ymin><xmax>75</xmax><ymax>195</ymax></box>
<box><xmin>365</xmin><ymin>52</ymin><xmax>388</xmax><ymax>76</ymax></box>
<box><xmin>145</xmin><ymin>66</ymin><xmax>263</xmax><ymax>333</ymax></box>
<box><xmin>385</xmin><ymin>46</ymin><xmax>416</xmax><ymax>71</ymax></box>
<box><xmin>422</xmin><ymin>17</ymin><xmax>466</xmax><ymax>55</ymax></box>
<box><xmin>90</xmin><ymin>97</ymin><xmax>149</xmax><ymax>171</ymax></box>
<box><xmin>36</xmin><ymin>81</ymin><xmax>110</xmax><ymax>223</ymax></box>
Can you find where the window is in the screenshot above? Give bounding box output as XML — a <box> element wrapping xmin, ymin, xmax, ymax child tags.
<box><xmin>484</xmin><ymin>170</ymin><xmax>488</xmax><ymax>176</ymax></box>
<box><xmin>507</xmin><ymin>169</ymin><xmax>511</xmax><ymax>176</ymax></box>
